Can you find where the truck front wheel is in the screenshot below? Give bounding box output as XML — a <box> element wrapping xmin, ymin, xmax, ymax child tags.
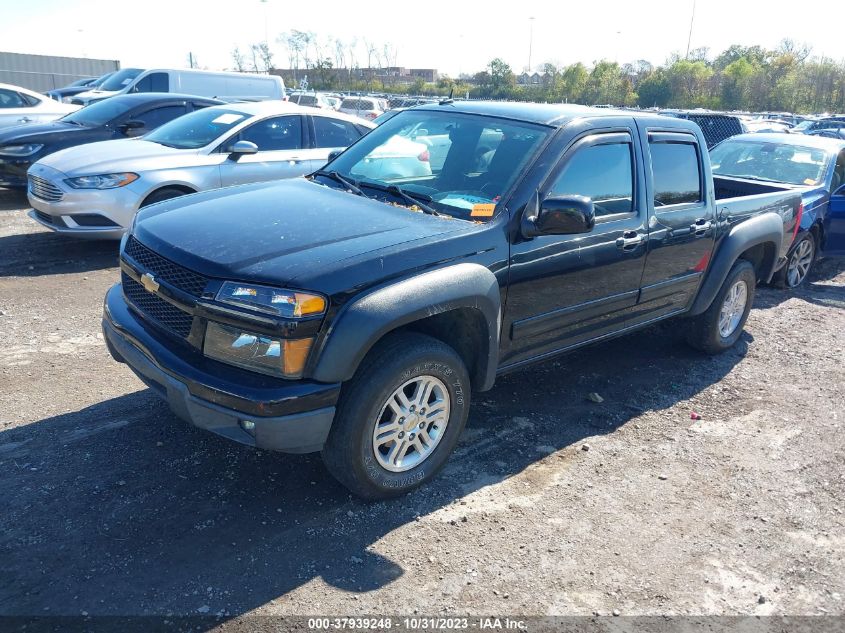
<box><xmin>686</xmin><ymin>259</ymin><xmax>756</xmax><ymax>354</ymax></box>
<box><xmin>321</xmin><ymin>332</ymin><xmax>470</xmax><ymax>499</ymax></box>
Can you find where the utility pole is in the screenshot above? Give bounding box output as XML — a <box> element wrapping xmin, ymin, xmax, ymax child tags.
<box><xmin>260</xmin><ymin>0</ymin><xmax>269</xmax><ymax>44</ymax></box>
<box><xmin>685</xmin><ymin>0</ymin><xmax>696</xmax><ymax>59</ymax></box>
<box><xmin>527</xmin><ymin>17</ymin><xmax>535</xmax><ymax>72</ymax></box>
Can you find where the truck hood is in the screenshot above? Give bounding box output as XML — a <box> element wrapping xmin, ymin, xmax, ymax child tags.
<box><xmin>35</xmin><ymin>139</ymin><xmax>200</xmax><ymax>175</ymax></box>
<box><xmin>133</xmin><ymin>178</ymin><xmax>471</xmax><ymax>286</ymax></box>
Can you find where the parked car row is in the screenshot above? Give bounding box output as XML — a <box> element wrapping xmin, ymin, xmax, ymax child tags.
<box><xmin>0</xmin><ymin>93</ymin><xmax>223</xmax><ymax>188</ymax></box>
<box><xmin>27</xmin><ymin>101</ymin><xmax>374</xmax><ymax>237</ymax></box>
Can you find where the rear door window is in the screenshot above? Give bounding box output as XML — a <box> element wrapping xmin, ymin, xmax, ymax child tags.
<box><xmin>650</xmin><ymin>141</ymin><xmax>702</xmax><ymax>206</ymax></box>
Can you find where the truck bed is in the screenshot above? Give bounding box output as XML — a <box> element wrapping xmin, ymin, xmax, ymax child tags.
<box><xmin>714</xmin><ymin>176</ymin><xmax>806</xmax><ymax>263</ymax></box>
<box><xmin>713</xmin><ymin>175</ymin><xmax>794</xmax><ymax>200</ymax></box>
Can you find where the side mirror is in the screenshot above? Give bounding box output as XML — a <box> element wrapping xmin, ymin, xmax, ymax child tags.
<box><xmin>119</xmin><ymin>120</ymin><xmax>145</xmax><ymax>137</ymax></box>
<box><xmin>522</xmin><ymin>194</ymin><xmax>595</xmax><ymax>238</ymax></box>
<box><xmin>227</xmin><ymin>140</ymin><xmax>259</xmax><ymax>160</ymax></box>
<box><xmin>327</xmin><ymin>149</ymin><xmax>343</xmax><ymax>162</ymax></box>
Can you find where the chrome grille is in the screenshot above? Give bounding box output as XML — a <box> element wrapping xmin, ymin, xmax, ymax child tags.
<box><xmin>123</xmin><ymin>236</ymin><xmax>209</xmax><ymax>297</ymax></box>
<box><xmin>28</xmin><ymin>175</ymin><xmax>63</xmax><ymax>202</ymax></box>
<box><xmin>122</xmin><ymin>272</ymin><xmax>194</xmax><ymax>339</ymax></box>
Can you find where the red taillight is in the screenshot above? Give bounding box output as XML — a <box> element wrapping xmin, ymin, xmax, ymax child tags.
<box><xmin>792</xmin><ymin>202</ymin><xmax>804</xmax><ymax>242</ymax></box>
<box><xmin>417</xmin><ymin>149</ymin><xmax>430</xmax><ymax>162</ymax></box>
<box><xmin>366</xmin><ymin>112</ymin><xmax>378</xmax><ymax>119</ymax></box>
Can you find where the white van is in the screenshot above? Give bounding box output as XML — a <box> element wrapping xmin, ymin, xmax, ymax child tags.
<box><xmin>71</xmin><ymin>68</ymin><xmax>285</xmax><ymax>105</ymax></box>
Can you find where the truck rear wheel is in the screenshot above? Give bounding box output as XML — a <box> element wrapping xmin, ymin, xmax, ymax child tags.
<box><xmin>686</xmin><ymin>259</ymin><xmax>756</xmax><ymax>354</ymax></box>
<box><xmin>321</xmin><ymin>332</ymin><xmax>470</xmax><ymax>499</ymax></box>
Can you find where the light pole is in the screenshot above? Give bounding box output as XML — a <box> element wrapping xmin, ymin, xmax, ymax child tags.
<box><xmin>527</xmin><ymin>17</ymin><xmax>535</xmax><ymax>72</ymax></box>
<box><xmin>685</xmin><ymin>0</ymin><xmax>696</xmax><ymax>59</ymax></box>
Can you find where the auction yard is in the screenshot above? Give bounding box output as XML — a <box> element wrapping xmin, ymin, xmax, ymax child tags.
<box><xmin>0</xmin><ymin>186</ymin><xmax>843</xmax><ymax>618</ymax></box>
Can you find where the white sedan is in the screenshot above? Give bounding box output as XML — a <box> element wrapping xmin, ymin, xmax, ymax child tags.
<box><xmin>27</xmin><ymin>101</ymin><xmax>374</xmax><ymax>239</ymax></box>
<box><xmin>0</xmin><ymin>83</ymin><xmax>79</xmax><ymax>131</ymax></box>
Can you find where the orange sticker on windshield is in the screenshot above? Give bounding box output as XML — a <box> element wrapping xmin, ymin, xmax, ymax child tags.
<box><xmin>804</xmin><ymin>178</ymin><xmax>815</xmax><ymax>185</ymax></box>
<box><xmin>471</xmin><ymin>203</ymin><xmax>496</xmax><ymax>217</ymax></box>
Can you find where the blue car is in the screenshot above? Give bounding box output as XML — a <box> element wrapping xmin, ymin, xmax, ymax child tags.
<box><xmin>710</xmin><ymin>133</ymin><xmax>845</xmax><ymax>287</ymax></box>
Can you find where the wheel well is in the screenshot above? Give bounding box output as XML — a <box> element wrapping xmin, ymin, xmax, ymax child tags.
<box><xmin>810</xmin><ymin>221</ymin><xmax>823</xmax><ymax>248</ymax></box>
<box><xmin>392</xmin><ymin>308</ymin><xmax>488</xmax><ymax>389</ymax></box>
<box><xmin>141</xmin><ymin>185</ymin><xmax>196</xmax><ymax>206</ymax></box>
<box><xmin>738</xmin><ymin>242</ymin><xmax>777</xmax><ymax>282</ymax></box>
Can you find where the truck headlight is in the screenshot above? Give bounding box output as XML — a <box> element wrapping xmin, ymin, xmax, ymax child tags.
<box><xmin>0</xmin><ymin>144</ymin><xmax>43</xmax><ymax>157</ymax></box>
<box><xmin>65</xmin><ymin>173</ymin><xmax>139</xmax><ymax>189</ymax></box>
<box><xmin>203</xmin><ymin>322</ymin><xmax>314</xmax><ymax>378</ymax></box>
<box><xmin>216</xmin><ymin>282</ymin><xmax>326</xmax><ymax>318</ymax></box>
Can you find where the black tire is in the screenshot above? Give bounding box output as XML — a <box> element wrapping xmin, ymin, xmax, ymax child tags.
<box><xmin>140</xmin><ymin>187</ymin><xmax>189</xmax><ymax>208</ymax></box>
<box><xmin>686</xmin><ymin>259</ymin><xmax>756</xmax><ymax>354</ymax></box>
<box><xmin>774</xmin><ymin>232</ymin><xmax>816</xmax><ymax>289</ymax></box>
<box><xmin>321</xmin><ymin>332</ymin><xmax>471</xmax><ymax>500</ymax></box>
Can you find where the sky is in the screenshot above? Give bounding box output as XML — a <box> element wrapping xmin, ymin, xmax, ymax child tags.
<box><xmin>1</xmin><ymin>0</ymin><xmax>844</xmax><ymax>78</ymax></box>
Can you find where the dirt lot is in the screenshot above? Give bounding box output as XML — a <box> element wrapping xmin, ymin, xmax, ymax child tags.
<box><xmin>1</xmin><ymin>187</ymin><xmax>843</xmax><ymax>622</ymax></box>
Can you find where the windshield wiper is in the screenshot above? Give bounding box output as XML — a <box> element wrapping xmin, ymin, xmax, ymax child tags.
<box><xmin>312</xmin><ymin>170</ymin><xmax>369</xmax><ymax>198</ymax></box>
<box><xmin>359</xmin><ymin>181</ymin><xmax>441</xmax><ymax>216</ymax></box>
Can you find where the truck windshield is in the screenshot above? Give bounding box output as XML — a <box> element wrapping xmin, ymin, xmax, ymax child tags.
<box><xmin>320</xmin><ymin>110</ymin><xmax>551</xmax><ymax>220</ymax></box>
<box><xmin>144</xmin><ymin>108</ymin><xmax>249</xmax><ymax>149</ymax></box>
<box><xmin>710</xmin><ymin>140</ymin><xmax>828</xmax><ymax>186</ymax></box>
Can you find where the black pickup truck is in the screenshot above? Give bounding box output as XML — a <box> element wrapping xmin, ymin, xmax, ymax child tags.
<box><xmin>102</xmin><ymin>102</ymin><xmax>803</xmax><ymax>498</ymax></box>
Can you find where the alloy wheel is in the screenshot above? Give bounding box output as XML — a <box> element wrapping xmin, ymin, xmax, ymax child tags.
<box><xmin>786</xmin><ymin>238</ymin><xmax>814</xmax><ymax>287</ymax></box>
<box><xmin>718</xmin><ymin>279</ymin><xmax>748</xmax><ymax>338</ymax></box>
<box><xmin>371</xmin><ymin>375</ymin><xmax>451</xmax><ymax>472</ymax></box>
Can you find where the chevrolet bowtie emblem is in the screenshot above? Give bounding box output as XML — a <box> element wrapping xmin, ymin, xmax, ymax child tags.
<box><xmin>140</xmin><ymin>273</ymin><xmax>160</xmax><ymax>293</ymax></box>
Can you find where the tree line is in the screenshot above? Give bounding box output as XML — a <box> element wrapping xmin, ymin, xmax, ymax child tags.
<box><xmin>464</xmin><ymin>41</ymin><xmax>845</xmax><ymax>114</ymax></box>
<box><xmin>229</xmin><ymin>35</ymin><xmax>845</xmax><ymax>114</ymax></box>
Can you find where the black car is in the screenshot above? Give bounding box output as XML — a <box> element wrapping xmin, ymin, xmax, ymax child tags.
<box><xmin>44</xmin><ymin>74</ymin><xmax>107</xmax><ymax>103</ymax></box>
<box><xmin>0</xmin><ymin>93</ymin><xmax>222</xmax><ymax>189</ymax></box>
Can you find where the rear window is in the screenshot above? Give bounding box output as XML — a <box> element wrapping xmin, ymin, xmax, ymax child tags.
<box><xmin>710</xmin><ymin>139</ymin><xmax>827</xmax><ymax>186</ymax></box>
<box><xmin>650</xmin><ymin>142</ymin><xmax>702</xmax><ymax>205</ymax></box>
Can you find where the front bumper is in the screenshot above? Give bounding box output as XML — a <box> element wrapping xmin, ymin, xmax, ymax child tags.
<box><xmin>0</xmin><ymin>157</ymin><xmax>31</xmax><ymax>188</ymax></box>
<box><xmin>102</xmin><ymin>284</ymin><xmax>340</xmax><ymax>454</ymax></box>
<box><xmin>26</xmin><ymin>163</ymin><xmax>139</xmax><ymax>239</ymax></box>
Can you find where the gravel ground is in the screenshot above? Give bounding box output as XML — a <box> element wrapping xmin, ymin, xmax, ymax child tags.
<box><xmin>0</xmin><ymin>188</ymin><xmax>843</xmax><ymax>622</ymax></box>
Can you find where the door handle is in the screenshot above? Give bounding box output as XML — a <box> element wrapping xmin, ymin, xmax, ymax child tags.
<box><xmin>17</xmin><ymin>116</ymin><xmax>32</xmax><ymax>123</ymax></box>
<box><xmin>616</xmin><ymin>231</ymin><xmax>645</xmax><ymax>251</ymax></box>
<box><xmin>690</xmin><ymin>218</ymin><xmax>712</xmax><ymax>236</ymax></box>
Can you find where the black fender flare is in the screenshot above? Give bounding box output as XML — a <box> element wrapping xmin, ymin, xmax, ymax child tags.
<box><xmin>310</xmin><ymin>263</ymin><xmax>501</xmax><ymax>391</ymax></box>
<box><xmin>689</xmin><ymin>212</ymin><xmax>784</xmax><ymax>316</ymax></box>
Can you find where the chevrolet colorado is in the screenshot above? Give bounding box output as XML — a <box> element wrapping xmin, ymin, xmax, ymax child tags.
<box><xmin>102</xmin><ymin>102</ymin><xmax>803</xmax><ymax>498</ymax></box>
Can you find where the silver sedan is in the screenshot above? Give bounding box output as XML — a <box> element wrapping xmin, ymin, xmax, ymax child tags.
<box><xmin>27</xmin><ymin>101</ymin><xmax>374</xmax><ymax>239</ymax></box>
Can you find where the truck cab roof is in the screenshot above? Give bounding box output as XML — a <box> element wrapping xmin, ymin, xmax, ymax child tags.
<box><xmin>414</xmin><ymin>101</ymin><xmax>690</xmax><ymax>130</ymax></box>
